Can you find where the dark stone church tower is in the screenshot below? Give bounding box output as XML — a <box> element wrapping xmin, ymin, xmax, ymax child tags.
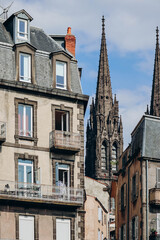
<box><xmin>150</xmin><ymin>27</ymin><xmax>160</xmax><ymax>116</ymax></box>
<box><xmin>85</xmin><ymin>17</ymin><xmax>123</xmax><ymax>184</ymax></box>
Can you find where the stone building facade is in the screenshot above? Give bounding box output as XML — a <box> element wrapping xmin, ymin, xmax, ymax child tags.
<box><xmin>85</xmin><ymin>176</ymin><xmax>109</xmax><ymax>240</ymax></box>
<box><xmin>85</xmin><ymin>17</ymin><xmax>123</xmax><ymax>185</ymax></box>
<box><xmin>116</xmin><ymin>28</ymin><xmax>160</xmax><ymax>240</ymax></box>
<box><xmin>0</xmin><ymin>9</ymin><xmax>88</xmax><ymax>240</ymax></box>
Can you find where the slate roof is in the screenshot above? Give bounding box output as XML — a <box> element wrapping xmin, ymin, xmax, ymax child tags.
<box><xmin>0</xmin><ymin>17</ymin><xmax>82</xmax><ymax>94</ymax></box>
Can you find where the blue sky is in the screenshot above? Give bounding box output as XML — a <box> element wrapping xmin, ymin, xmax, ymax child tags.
<box><xmin>0</xmin><ymin>0</ymin><xmax>160</xmax><ymax>148</ymax></box>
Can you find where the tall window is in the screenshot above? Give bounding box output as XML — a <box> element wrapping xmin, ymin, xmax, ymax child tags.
<box><xmin>112</xmin><ymin>142</ymin><xmax>117</xmax><ymax>171</ymax></box>
<box><xmin>18</xmin><ymin>19</ymin><xmax>28</xmax><ymax>40</ymax></box>
<box><xmin>18</xmin><ymin>104</ymin><xmax>33</xmax><ymax>137</ymax></box>
<box><xmin>55</xmin><ymin>110</ymin><xmax>69</xmax><ymax>131</ymax></box>
<box><xmin>101</xmin><ymin>142</ymin><xmax>107</xmax><ymax>170</ymax></box>
<box><xmin>56</xmin><ymin>61</ymin><xmax>66</xmax><ymax>89</ymax></box>
<box><xmin>157</xmin><ymin>168</ymin><xmax>160</xmax><ymax>188</ymax></box>
<box><xmin>56</xmin><ymin>218</ymin><xmax>70</xmax><ymax>240</ymax></box>
<box><xmin>19</xmin><ymin>215</ymin><xmax>34</xmax><ymax>240</ymax></box>
<box><xmin>131</xmin><ymin>216</ymin><xmax>138</xmax><ymax>240</ymax></box>
<box><xmin>18</xmin><ymin>159</ymin><xmax>33</xmax><ymax>185</ymax></box>
<box><xmin>157</xmin><ymin>214</ymin><xmax>160</xmax><ymax>234</ymax></box>
<box><xmin>55</xmin><ymin>163</ymin><xmax>70</xmax><ymax>187</ymax></box>
<box><xmin>20</xmin><ymin>53</ymin><xmax>31</xmax><ymax>82</ymax></box>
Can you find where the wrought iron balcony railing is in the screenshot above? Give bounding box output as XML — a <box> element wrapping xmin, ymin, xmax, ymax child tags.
<box><xmin>0</xmin><ymin>121</ymin><xmax>6</xmax><ymax>142</ymax></box>
<box><xmin>0</xmin><ymin>180</ymin><xmax>83</xmax><ymax>205</ymax></box>
<box><xmin>49</xmin><ymin>130</ymin><xmax>80</xmax><ymax>152</ymax></box>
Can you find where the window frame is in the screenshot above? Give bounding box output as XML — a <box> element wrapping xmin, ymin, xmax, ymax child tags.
<box><xmin>19</xmin><ymin>53</ymin><xmax>31</xmax><ymax>83</ymax></box>
<box><xmin>18</xmin><ymin>159</ymin><xmax>33</xmax><ymax>184</ymax></box>
<box><xmin>18</xmin><ymin>18</ymin><xmax>28</xmax><ymax>40</ymax></box>
<box><xmin>55</xmin><ymin>110</ymin><xmax>70</xmax><ymax>132</ymax></box>
<box><xmin>56</xmin><ymin>61</ymin><xmax>67</xmax><ymax>89</ymax></box>
<box><xmin>15</xmin><ymin>98</ymin><xmax>37</xmax><ymax>145</ymax></box>
<box><xmin>18</xmin><ymin>104</ymin><xmax>33</xmax><ymax>137</ymax></box>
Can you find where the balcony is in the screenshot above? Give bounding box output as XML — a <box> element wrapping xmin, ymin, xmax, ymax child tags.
<box><xmin>0</xmin><ymin>121</ymin><xmax>6</xmax><ymax>142</ymax></box>
<box><xmin>0</xmin><ymin>180</ymin><xmax>83</xmax><ymax>206</ymax></box>
<box><xmin>49</xmin><ymin>130</ymin><xmax>81</xmax><ymax>152</ymax></box>
<box><xmin>149</xmin><ymin>188</ymin><xmax>160</xmax><ymax>205</ymax></box>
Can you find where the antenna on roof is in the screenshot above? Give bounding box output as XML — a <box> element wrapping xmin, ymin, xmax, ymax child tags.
<box><xmin>0</xmin><ymin>1</ymin><xmax>14</xmax><ymax>20</ymax></box>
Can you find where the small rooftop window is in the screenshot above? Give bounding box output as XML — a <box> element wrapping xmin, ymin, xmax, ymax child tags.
<box><xmin>18</xmin><ymin>19</ymin><xmax>28</xmax><ymax>40</ymax></box>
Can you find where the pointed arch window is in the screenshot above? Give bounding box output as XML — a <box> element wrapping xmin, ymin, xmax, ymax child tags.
<box><xmin>101</xmin><ymin>141</ymin><xmax>107</xmax><ymax>170</ymax></box>
<box><xmin>112</xmin><ymin>142</ymin><xmax>117</xmax><ymax>171</ymax></box>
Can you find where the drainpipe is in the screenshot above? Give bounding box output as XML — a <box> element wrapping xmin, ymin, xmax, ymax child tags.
<box><xmin>146</xmin><ymin>159</ymin><xmax>149</xmax><ymax>240</ymax></box>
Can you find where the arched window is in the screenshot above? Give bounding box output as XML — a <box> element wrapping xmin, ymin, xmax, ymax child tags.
<box><xmin>112</xmin><ymin>142</ymin><xmax>117</xmax><ymax>171</ymax></box>
<box><xmin>101</xmin><ymin>141</ymin><xmax>107</xmax><ymax>170</ymax></box>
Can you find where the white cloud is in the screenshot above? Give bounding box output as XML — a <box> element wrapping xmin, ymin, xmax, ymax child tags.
<box><xmin>117</xmin><ymin>86</ymin><xmax>151</xmax><ymax>148</ymax></box>
<box><xmin>1</xmin><ymin>0</ymin><xmax>159</xmax><ymax>54</ymax></box>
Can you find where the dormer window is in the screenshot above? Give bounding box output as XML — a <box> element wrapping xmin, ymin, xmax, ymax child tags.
<box><xmin>18</xmin><ymin>19</ymin><xmax>28</xmax><ymax>40</ymax></box>
<box><xmin>56</xmin><ymin>61</ymin><xmax>66</xmax><ymax>89</ymax></box>
<box><xmin>19</xmin><ymin>53</ymin><xmax>31</xmax><ymax>82</ymax></box>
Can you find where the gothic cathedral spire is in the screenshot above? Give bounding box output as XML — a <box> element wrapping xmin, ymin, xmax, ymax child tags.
<box><xmin>150</xmin><ymin>27</ymin><xmax>160</xmax><ymax>116</ymax></box>
<box><xmin>85</xmin><ymin>17</ymin><xmax>123</xmax><ymax>184</ymax></box>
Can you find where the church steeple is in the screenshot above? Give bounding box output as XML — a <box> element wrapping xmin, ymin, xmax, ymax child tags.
<box><xmin>85</xmin><ymin>17</ymin><xmax>123</xmax><ymax>184</ymax></box>
<box><xmin>96</xmin><ymin>16</ymin><xmax>113</xmax><ymax>118</ymax></box>
<box><xmin>150</xmin><ymin>27</ymin><xmax>160</xmax><ymax>116</ymax></box>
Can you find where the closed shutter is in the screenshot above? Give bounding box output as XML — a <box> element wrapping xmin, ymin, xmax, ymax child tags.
<box><xmin>19</xmin><ymin>216</ymin><xmax>34</xmax><ymax>240</ymax></box>
<box><xmin>123</xmin><ymin>224</ymin><xmax>126</xmax><ymax>240</ymax></box>
<box><xmin>136</xmin><ymin>172</ymin><xmax>139</xmax><ymax>198</ymax></box>
<box><xmin>157</xmin><ymin>168</ymin><xmax>160</xmax><ymax>188</ymax></box>
<box><xmin>56</xmin><ymin>218</ymin><xmax>70</xmax><ymax>240</ymax></box>
<box><xmin>129</xmin><ymin>221</ymin><xmax>132</xmax><ymax>240</ymax></box>
<box><xmin>135</xmin><ymin>216</ymin><xmax>139</xmax><ymax>240</ymax></box>
<box><xmin>124</xmin><ymin>183</ymin><xmax>127</xmax><ymax>208</ymax></box>
<box><xmin>119</xmin><ymin>227</ymin><xmax>121</xmax><ymax>240</ymax></box>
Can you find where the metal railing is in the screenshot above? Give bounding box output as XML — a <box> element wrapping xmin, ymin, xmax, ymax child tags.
<box><xmin>49</xmin><ymin>130</ymin><xmax>80</xmax><ymax>151</ymax></box>
<box><xmin>0</xmin><ymin>180</ymin><xmax>83</xmax><ymax>205</ymax></box>
<box><xmin>0</xmin><ymin>121</ymin><xmax>6</xmax><ymax>140</ymax></box>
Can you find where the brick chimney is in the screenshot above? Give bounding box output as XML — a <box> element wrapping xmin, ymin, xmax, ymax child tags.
<box><xmin>65</xmin><ymin>27</ymin><xmax>76</xmax><ymax>57</ymax></box>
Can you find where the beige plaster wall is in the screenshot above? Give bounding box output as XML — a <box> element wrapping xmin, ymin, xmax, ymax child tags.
<box><xmin>0</xmin><ymin>212</ymin><xmax>16</xmax><ymax>239</ymax></box>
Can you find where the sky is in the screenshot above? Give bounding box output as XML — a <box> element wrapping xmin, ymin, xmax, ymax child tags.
<box><xmin>0</xmin><ymin>0</ymin><xmax>160</xmax><ymax>149</ymax></box>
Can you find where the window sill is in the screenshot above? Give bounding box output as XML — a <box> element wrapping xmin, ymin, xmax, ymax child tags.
<box><xmin>14</xmin><ymin>135</ymin><xmax>38</xmax><ymax>142</ymax></box>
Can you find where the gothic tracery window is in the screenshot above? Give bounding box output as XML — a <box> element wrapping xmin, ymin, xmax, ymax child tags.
<box><xmin>101</xmin><ymin>141</ymin><xmax>107</xmax><ymax>170</ymax></box>
<box><xmin>112</xmin><ymin>142</ymin><xmax>117</xmax><ymax>171</ymax></box>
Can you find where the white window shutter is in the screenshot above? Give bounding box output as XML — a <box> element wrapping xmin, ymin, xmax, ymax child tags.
<box><xmin>157</xmin><ymin>214</ymin><xmax>160</xmax><ymax>234</ymax></box>
<box><xmin>123</xmin><ymin>224</ymin><xmax>126</xmax><ymax>240</ymax></box>
<box><xmin>157</xmin><ymin>168</ymin><xmax>160</xmax><ymax>188</ymax></box>
<box><xmin>98</xmin><ymin>207</ymin><xmax>101</xmax><ymax>221</ymax></box>
<box><xmin>136</xmin><ymin>172</ymin><xmax>139</xmax><ymax>198</ymax></box>
<box><xmin>135</xmin><ymin>216</ymin><xmax>139</xmax><ymax>240</ymax></box>
<box><xmin>119</xmin><ymin>227</ymin><xmax>121</xmax><ymax>240</ymax></box>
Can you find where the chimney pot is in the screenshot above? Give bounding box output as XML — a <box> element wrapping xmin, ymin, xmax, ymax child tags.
<box><xmin>67</xmin><ymin>27</ymin><xmax>72</xmax><ymax>35</ymax></box>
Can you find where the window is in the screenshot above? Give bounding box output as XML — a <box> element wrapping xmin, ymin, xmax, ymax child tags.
<box><xmin>130</xmin><ymin>216</ymin><xmax>138</xmax><ymax>240</ymax></box>
<box><xmin>111</xmin><ymin>197</ymin><xmax>115</xmax><ymax>211</ymax></box>
<box><xmin>98</xmin><ymin>229</ymin><xmax>100</xmax><ymax>240</ymax></box>
<box><xmin>19</xmin><ymin>215</ymin><xmax>34</xmax><ymax>240</ymax></box>
<box><xmin>56</xmin><ymin>163</ymin><xmax>70</xmax><ymax>187</ymax></box>
<box><xmin>119</xmin><ymin>224</ymin><xmax>126</xmax><ymax>240</ymax></box>
<box><xmin>101</xmin><ymin>232</ymin><xmax>103</xmax><ymax>240</ymax></box>
<box><xmin>157</xmin><ymin>168</ymin><xmax>160</xmax><ymax>188</ymax></box>
<box><xmin>112</xmin><ymin>142</ymin><xmax>117</xmax><ymax>171</ymax></box>
<box><xmin>98</xmin><ymin>207</ymin><xmax>102</xmax><ymax>222</ymax></box>
<box><xmin>18</xmin><ymin>159</ymin><xmax>33</xmax><ymax>185</ymax></box>
<box><xmin>132</xmin><ymin>172</ymin><xmax>139</xmax><ymax>202</ymax></box>
<box><xmin>55</xmin><ymin>110</ymin><xmax>69</xmax><ymax>131</ymax></box>
<box><xmin>157</xmin><ymin>214</ymin><xmax>160</xmax><ymax>234</ymax></box>
<box><xmin>101</xmin><ymin>142</ymin><xmax>107</xmax><ymax>170</ymax></box>
<box><xmin>119</xmin><ymin>183</ymin><xmax>127</xmax><ymax>211</ymax></box>
<box><xmin>18</xmin><ymin>104</ymin><xmax>33</xmax><ymax>137</ymax></box>
<box><xmin>19</xmin><ymin>53</ymin><xmax>31</xmax><ymax>82</ymax></box>
<box><xmin>56</xmin><ymin>61</ymin><xmax>66</xmax><ymax>89</ymax></box>
<box><xmin>56</xmin><ymin>218</ymin><xmax>70</xmax><ymax>240</ymax></box>
<box><xmin>18</xmin><ymin>19</ymin><xmax>28</xmax><ymax>40</ymax></box>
